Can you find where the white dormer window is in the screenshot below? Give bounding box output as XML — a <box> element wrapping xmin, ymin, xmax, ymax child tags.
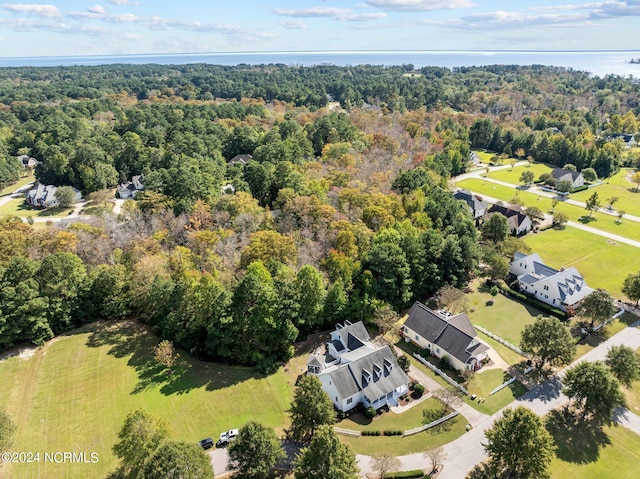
<box><xmin>384</xmin><ymin>358</ymin><xmax>393</xmax><ymax>374</ymax></box>
<box><xmin>362</xmin><ymin>369</ymin><xmax>371</xmax><ymax>387</ymax></box>
<box><xmin>373</xmin><ymin>363</ymin><xmax>382</xmax><ymax>379</ymax></box>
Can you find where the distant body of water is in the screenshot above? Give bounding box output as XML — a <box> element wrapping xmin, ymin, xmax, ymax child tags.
<box><xmin>0</xmin><ymin>50</ymin><xmax>639</xmax><ymax>78</ymax></box>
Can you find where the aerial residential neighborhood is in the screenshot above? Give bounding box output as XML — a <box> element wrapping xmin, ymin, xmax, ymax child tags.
<box><xmin>1</xmin><ymin>6</ymin><xmax>640</xmax><ymax>478</ymax></box>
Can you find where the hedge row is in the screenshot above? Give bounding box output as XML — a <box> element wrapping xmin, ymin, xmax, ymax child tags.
<box><xmin>386</xmin><ymin>470</ymin><xmax>426</xmax><ymax>478</ymax></box>
<box><xmin>571</xmin><ymin>185</ymin><xmax>589</xmax><ymax>193</ymax></box>
<box><xmin>362</xmin><ymin>430</ymin><xmax>403</xmax><ymax>436</ymax></box>
<box><xmin>498</xmin><ymin>284</ymin><xmax>566</xmax><ymax>319</ymax></box>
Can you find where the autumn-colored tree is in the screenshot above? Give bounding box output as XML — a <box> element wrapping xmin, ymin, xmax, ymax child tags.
<box><xmin>154</xmin><ymin>340</ymin><xmax>179</xmax><ymax>375</ymax></box>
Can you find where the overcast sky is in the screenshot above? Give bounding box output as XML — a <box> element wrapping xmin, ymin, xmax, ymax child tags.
<box><xmin>0</xmin><ymin>1</ymin><xmax>639</xmax><ymax>57</ymax></box>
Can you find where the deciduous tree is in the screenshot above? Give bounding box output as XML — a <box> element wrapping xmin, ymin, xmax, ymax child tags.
<box><xmin>481</xmin><ymin>213</ymin><xmax>508</xmax><ymax>243</ymax></box>
<box><xmin>288</xmin><ymin>374</ymin><xmax>336</xmax><ymax>442</ymax></box>
<box><xmin>424</xmin><ymin>446</ymin><xmax>446</xmax><ymax>475</ymax></box>
<box><xmin>140</xmin><ymin>441</ymin><xmax>213</xmax><ymax>479</ymax></box>
<box><xmin>563</xmin><ymin>361</ymin><xmax>625</xmax><ymax>418</ymax></box>
<box><xmin>228</xmin><ymin>421</ymin><xmax>285</xmax><ymax>479</ymax></box>
<box><xmin>520</xmin><ymin>316</ymin><xmax>576</xmax><ymax>372</ymax></box>
<box><xmin>0</xmin><ymin>409</ymin><xmax>16</xmax><ymax>451</ymax></box>
<box><xmin>605</xmin><ymin>345</ymin><xmax>640</xmax><ymax>387</ymax></box>
<box><xmin>154</xmin><ymin>340</ymin><xmax>179</xmax><ymax>375</ymax></box>
<box><xmin>371</xmin><ymin>452</ymin><xmax>401</xmax><ymax>479</ymax></box>
<box><xmin>112</xmin><ymin>409</ymin><xmax>170</xmax><ymax>479</ymax></box>
<box><xmin>579</xmin><ymin>289</ymin><xmax>616</xmax><ymax>328</ymax></box>
<box><xmin>622</xmin><ymin>271</ymin><xmax>640</xmax><ymax>306</ymax></box>
<box><xmin>585</xmin><ymin>191</ymin><xmax>600</xmax><ymax>218</ymax></box>
<box><xmin>520</xmin><ymin>170</ymin><xmax>535</xmax><ymax>186</ymax></box>
<box><xmin>484</xmin><ymin>406</ymin><xmax>555</xmax><ymax>479</ymax></box>
<box><xmin>294</xmin><ymin>425</ymin><xmax>359</xmax><ymax>479</ymax></box>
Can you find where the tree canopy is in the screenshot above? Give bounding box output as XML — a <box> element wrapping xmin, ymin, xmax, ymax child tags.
<box><xmin>228</xmin><ymin>421</ymin><xmax>285</xmax><ymax>479</ymax></box>
<box><xmin>520</xmin><ymin>316</ymin><xmax>576</xmax><ymax>372</ymax></box>
<box><xmin>484</xmin><ymin>406</ymin><xmax>556</xmax><ymax>479</ymax></box>
<box><xmin>288</xmin><ymin>374</ymin><xmax>336</xmax><ymax>443</ymax></box>
<box><xmin>563</xmin><ymin>361</ymin><xmax>625</xmax><ymax>418</ymax></box>
<box><xmin>294</xmin><ymin>425</ymin><xmax>359</xmax><ymax>479</ymax></box>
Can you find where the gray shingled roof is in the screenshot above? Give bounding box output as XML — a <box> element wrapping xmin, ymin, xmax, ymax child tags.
<box><xmin>324</xmin><ymin>346</ymin><xmax>409</xmax><ymax>402</ymax></box>
<box><xmin>404</xmin><ymin>302</ymin><xmax>448</xmax><ymax>343</ymax></box>
<box><xmin>405</xmin><ymin>302</ymin><xmax>483</xmax><ymax>366</ymax></box>
<box><xmin>551</xmin><ymin>168</ymin><xmax>582</xmax><ymax>182</ymax></box>
<box><xmin>336</xmin><ymin>322</ymin><xmax>370</xmax><ymax>350</ymax></box>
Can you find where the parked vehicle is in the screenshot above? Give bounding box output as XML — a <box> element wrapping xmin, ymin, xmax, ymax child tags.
<box><xmin>198</xmin><ymin>437</ymin><xmax>214</xmax><ymax>450</ymax></box>
<box><xmin>216</xmin><ymin>429</ymin><xmax>238</xmax><ymax>447</ymax></box>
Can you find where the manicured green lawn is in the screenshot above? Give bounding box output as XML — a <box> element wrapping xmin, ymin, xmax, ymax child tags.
<box><xmin>0</xmin><ymin>174</ymin><xmax>34</xmax><ymax>197</ymax></box>
<box><xmin>546</xmin><ymin>410</ymin><xmax>640</xmax><ymax>479</ymax></box>
<box><xmin>487</xmin><ymin>163</ymin><xmax>553</xmax><ymax>185</ymax></box>
<box><xmin>523</xmin><ymin>227</ymin><xmax>640</xmax><ymax>299</ymax></box>
<box><xmin>477</xmin><ymin>333</ymin><xmax>527</xmax><ymax>367</ymax></box>
<box><xmin>455</xmin><ymin>178</ymin><xmax>640</xmax><ymax>243</ymax></box>
<box><xmin>467</xmin><ymin>283</ymin><xmax>544</xmax><ymax>345</ymax></box>
<box><xmin>464</xmin><ymin>368</ymin><xmax>527</xmax><ymax>415</ymax></box>
<box><xmin>574</xmin><ymin>313</ymin><xmax>637</xmax><ymax>359</ymax></box>
<box><xmin>473</xmin><ymin>150</ymin><xmax>497</xmax><ymax>164</ymax></box>
<box><xmin>0</xmin><ymin>321</ymin><xmax>293</xmax><ymax>479</ymax></box>
<box><xmin>0</xmin><ymin>198</ymin><xmax>74</xmax><ymax>218</ymax></box>
<box><xmin>571</xmin><ymin>168</ymin><xmax>640</xmax><ymax>218</ymax></box>
<box><xmin>338</xmin><ymin>400</ymin><xmax>466</xmax><ymax>456</ymax></box>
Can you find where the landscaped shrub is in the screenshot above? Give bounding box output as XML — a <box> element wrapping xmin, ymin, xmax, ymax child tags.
<box><xmin>571</xmin><ymin>185</ymin><xmax>588</xmax><ymax>193</ymax></box>
<box><xmin>364</xmin><ymin>406</ymin><xmax>377</xmax><ymax>419</ymax></box>
<box><xmin>419</xmin><ymin>347</ymin><xmax>431</xmax><ymax>358</ymax></box>
<box><xmin>490</xmin><ymin>285</ymin><xmax>499</xmax><ymax>296</ymax></box>
<box><xmin>386</xmin><ymin>469</ymin><xmax>425</xmax><ymax>478</ymax></box>
<box><xmin>438</xmin><ymin>355</ymin><xmax>450</xmax><ymax>370</ymax></box>
<box><xmin>383</xmin><ymin>430</ymin><xmax>403</xmax><ymax>436</ymax></box>
<box><xmin>362</xmin><ymin>430</ymin><xmax>381</xmax><ymax>436</ymax></box>
<box><xmin>412</xmin><ymin>383</ymin><xmax>425</xmax><ymax>398</ymax></box>
<box><xmin>496</xmin><ymin>283</ymin><xmax>565</xmax><ymax>319</ymax></box>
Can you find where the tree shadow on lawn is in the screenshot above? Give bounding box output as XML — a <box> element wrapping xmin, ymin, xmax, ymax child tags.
<box><xmin>84</xmin><ymin>320</ymin><xmax>254</xmax><ymax>396</ymax></box>
<box><xmin>518</xmin><ymin>375</ymin><xmax>563</xmax><ymax>404</ymax></box>
<box><xmin>545</xmin><ymin>409</ymin><xmax>611</xmax><ymax>464</ymax></box>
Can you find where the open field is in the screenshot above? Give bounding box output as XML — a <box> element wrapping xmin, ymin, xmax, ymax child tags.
<box><xmin>455</xmin><ymin>178</ymin><xmax>640</xmax><ymax>243</ymax></box>
<box><xmin>467</xmin><ymin>282</ymin><xmax>543</xmax><ymax>345</ymax></box>
<box><xmin>473</xmin><ymin>150</ymin><xmax>498</xmax><ymax>164</ymax></box>
<box><xmin>0</xmin><ymin>174</ymin><xmax>34</xmax><ymax>197</ymax></box>
<box><xmin>0</xmin><ymin>198</ymin><xmax>74</xmax><ymax>218</ymax></box>
<box><xmin>523</xmin><ymin>227</ymin><xmax>640</xmax><ymax>299</ymax></box>
<box><xmin>463</xmin><ymin>368</ymin><xmax>527</xmax><ymax>415</ymax></box>
<box><xmin>571</xmin><ymin>168</ymin><xmax>640</xmax><ymax>218</ymax></box>
<box><xmin>487</xmin><ymin>163</ymin><xmax>553</xmax><ymax>185</ymax></box>
<box><xmin>0</xmin><ymin>321</ymin><xmax>294</xmax><ymax>479</ymax></box>
<box><xmin>547</xmin><ymin>410</ymin><xmax>640</xmax><ymax>479</ymax></box>
<box><xmin>337</xmin><ymin>399</ymin><xmax>466</xmax><ymax>456</ymax></box>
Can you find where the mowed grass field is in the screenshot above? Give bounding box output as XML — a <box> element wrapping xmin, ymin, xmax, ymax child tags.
<box><xmin>0</xmin><ymin>321</ymin><xmax>294</xmax><ymax>479</ymax></box>
<box><xmin>0</xmin><ymin>198</ymin><xmax>74</xmax><ymax>218</ymax></box>
<box><xmin>547</xmin><ymin>411</ymin><xmax>640</xmax><ymax>479</ymax></box>
<box><xmin>571</xmin><ymin>168</ymin><xmax>640</xmax><ymax>218</ymax></box>
<box><xmin>0</xmin><ymin>174</ymin><xmax>34</xmax><ymax>197</ymax></box>
<box><xmin>487</xmin><ymin>163</ymin><xmax>554</xmax><ymax>185</ymax></box>
<box><xmin>455</xmin><ymin>178</ymin><xmax>640</xmax><ymax>243</ymax></box>
<box><xmin>523</xmin><ymin>227</ymin><xmax>640</xmax><ymax>299</ymax></box>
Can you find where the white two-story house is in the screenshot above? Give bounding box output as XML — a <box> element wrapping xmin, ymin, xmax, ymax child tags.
<box><xmin>306</xmin><ymin>321</ymin><xmax>409</xmax><ymax>412</ymax></box>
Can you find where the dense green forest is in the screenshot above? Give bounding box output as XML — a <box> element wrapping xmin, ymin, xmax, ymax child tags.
<box><xmin>0</xmin><ymin>63</ymin><xmax>638</xmax><ymax>370</ymax></box>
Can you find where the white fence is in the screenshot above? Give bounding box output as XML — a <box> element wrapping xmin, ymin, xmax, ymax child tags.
<box><xmin>404</xmin><ymin>411</ymin><xmax>459</xmax><ymax>436</ymax></box>
<box><xmin>474</xmin><ymin>325</ymin><xmax>528</xmax><ymax>358</ymax></box>
<box><xmin>412</xmin><ymin>353</ymin><xmax>468</xmax><ymax>395</ymax></box>
<box><xmin>333</xmin><ymin>427</ymin><xmax>360</xmax><ymax>437</ymax></box>
<box><xmin>489</xmin><ymin>376</ymin><xmax>517</xmax><ymax>396</ymax></box>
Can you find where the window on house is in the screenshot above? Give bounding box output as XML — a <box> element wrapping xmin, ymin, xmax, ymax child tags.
<box><xmin>436</xmin><ymin>347</ymin><xmax>440</xmax><ymax>353</ymax></box>
<box><xmin>347</xmin><ymin>398</ymin><xmax>353</xmax><ymax>404</ymax></box>
<box><xmin>415</xmin><ymin>335</ymin><xmax>419</xmax><ymax>341</ymax></box>
<box><xmin>552</xmin><ymin>299</ymin><xmax>556</xmax><ymax>304</ymax></box>
<box><xmin>545</xmin><ymin>294</ymin><xmax>548</xmax><ymax>299</ymax></box>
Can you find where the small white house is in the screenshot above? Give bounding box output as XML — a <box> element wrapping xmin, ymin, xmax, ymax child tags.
<box><xmin>403</xmin><ymin>302</ymin><xmax>490</xmax><ymax>372</ymax></box>
<box><xmin>307</xmin><ymin>321</ymin><xmax>409</xmax><ymax>412</ymax></box>
<box><xmin>486</xmin><ymin>204</ymin><xmax>533</xmax><ymax>236</ymax></box>
<box><xmin>510</xmin><ymin>252</ymin><xmax>594</xmax><ymax>312</ymax></box>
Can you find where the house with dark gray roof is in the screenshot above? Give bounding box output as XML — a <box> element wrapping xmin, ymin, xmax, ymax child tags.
<box><xmin>454</xmin><ymin>189</ymin><xmax>488</xmax><ymax>220</ymax></box>
<box><xmin>228</xmin><ymin>154</ymin><xmax>252</xmax><ymax>166</ymax></box>
<box><xmin>403</xmin><ymin>302</ymin><xmax>490</xmax><ymax>372</ymax></box>
<box><xmin>551</xmin><ymin>168</ymin><xmax>584</xmax><ymax>189</ymax></box>
<box><xmin>486</xmin><ymin>204</ymin><xmax>533</xmax><ymax>236</ymax></box>
<box><xmin>608</xmin><ymin>133</ymin><xmax>637</xmax><ymax>149</ymax></box>
<box><xmin>510</xmin><ymin>252</ymin><xmax>594</xmax><ymax>312</ymax></box>
<box><xmin>306</xmin><ymin>321</ymin><xmax>409</xmax><ymax>412</ymax></box>
<box><xmin>17</xmin><ymin>155</ymin><xmax>38</xmax><ymax>169</ymax></box>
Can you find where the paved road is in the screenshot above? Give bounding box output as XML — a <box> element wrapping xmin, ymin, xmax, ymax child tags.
<box><xmin>0</xmin><ymin>180</ymin><xmax>35</xmax><ymax>207</ymax></box>
<box><xmin>456</xmin><ymin>165</ymin><xmax>640</xmax><ymax>224</ymax></box>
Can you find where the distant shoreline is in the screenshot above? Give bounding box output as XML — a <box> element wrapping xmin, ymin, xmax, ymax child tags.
<box><xmin>1</xmin><ymin>50</ymin><xmax>639</xmax><ymax>78</ymax></box>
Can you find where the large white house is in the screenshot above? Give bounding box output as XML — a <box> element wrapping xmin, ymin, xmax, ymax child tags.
<box><xmin>306</xmin><ymin>321</ymin><xmax>409</xmax><ymax>412</ymax></box>
<box><xmin>117</xmin><ymin>174</ymin><xmax>144</xmax><ymax>199</ymax></box>
<box><xmin>551</xmin><ymin>168</ymin><xmax>584</xmax><ymax>189</ymax></box>
<box><xmin>402</xmin><ymin>302</ymin><xmax>490</xmax><ymax>372</ymax></box>
<box><xmin>509</xmin><ymin>252</ymin><xmax>594</xmax><ymax>312</ymax></box>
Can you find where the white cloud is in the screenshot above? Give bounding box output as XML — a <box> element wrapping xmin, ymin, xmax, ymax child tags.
<box><xmin>278</xmin><ymin>20</ymin><xmax>308</xmax><ymax>29</ymax></box>
<box><xmin>273</xmin><ymin>7</ymin><xmax>352</xmax><ymax>18</ymax></box>
<box><xmin>88</xmin><ymin>5</ymin><xmax>105</xmax><ymax>15</ymax></box>
<box><xmin>364</xmin><ymin>0</ymin><xmax>474</xmax><ymax>11</ymax></box>
<box><xmin>108</xmin><ymin>0</ymin><xmax>132</xmax><ymax>5</ymax></box>
<box><xmin>343</xmin><ymin>12</ymin><xmax>387</xmax><ymax>21</ymax></box>
<box><xmin>3</xmin><ymin>3</ymin><xmax>60</xmax><ymax>18</ymax></box>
